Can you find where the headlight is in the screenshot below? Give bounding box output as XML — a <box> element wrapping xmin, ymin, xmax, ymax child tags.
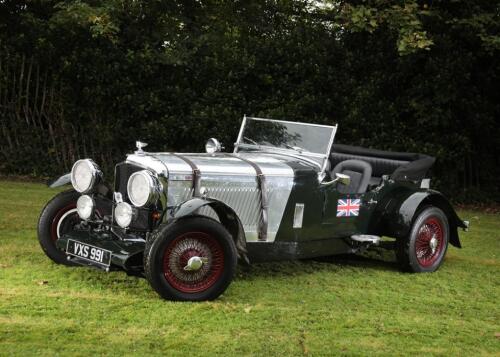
<box><xmin>71</xmin><ymin>159</ymin><xmax>101</xmax><ymax>193</ymax></box>
<box><xmin>115</xmin><ymin>202</ymin><xmax>133</xmax><ymax>228</ymax></box>
<box><xmin>127</xmin><ymin>170</ymin><xmax>160</xmax><ymax>207</ymax></box>
<box><xmin>76</xmin><ymin>195</ymin><xmax>94</xmax><ymax>220</ymax></box>
<box><xmin>205</xmin><ymin>138</ymin><xmax>222</xmax><ymax>154</ymax></box>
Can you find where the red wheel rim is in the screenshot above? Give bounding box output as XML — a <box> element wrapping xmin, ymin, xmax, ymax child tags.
<box><xmin>163</xmin><ymin>232</ymin><xmax>224</xmax><ymax>293</ymax></box>
<box><xmin>415</xmin><ymin>217</ymin><xmax>445</xmax><ymax>267</ymax></box>
<box><xmin>50</xmin><ymin>204</ymin><xmax>78</xmax><ymax>242</ymax></box>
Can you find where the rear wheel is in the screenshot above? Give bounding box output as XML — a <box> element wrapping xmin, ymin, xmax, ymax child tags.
<box><xmin>396</xmin><ymin>206</ymin><xmax>449</xmax><ymax>272</ymax></box>
<box><xmin>145</xmin><ymin>217</ymin><xmax>237</xmax><ymax>301</ymax></box>
<box><xmin>37</xmin><ymin>190</ymin><xmax>82</xmax><ymax>265</ymax></box>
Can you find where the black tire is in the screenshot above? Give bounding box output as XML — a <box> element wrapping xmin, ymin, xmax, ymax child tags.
<box><xmin>145</xmin><ymin>217</ymin><xmax>237</xmax><ymax>301</ymax></box>
<box><xmin>142</xmin><ymin>230</ymin><xmax>156</xmax><ymax>274</ymax></box>
<box><xmin>396</xmin><ymin>206</ymin><xmax>449</xmax><ymax>273</ymax></box>
<box><xmin>37</xmin><ymin>190</ymin><xmax>81</xmax><ymax>266</ymax></box>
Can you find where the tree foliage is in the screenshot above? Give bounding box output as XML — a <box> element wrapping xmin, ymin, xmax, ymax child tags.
<box><xmin>0</xmin><ymin>0</ymin><xmax>498</xmax><ymax>202</ymax></box>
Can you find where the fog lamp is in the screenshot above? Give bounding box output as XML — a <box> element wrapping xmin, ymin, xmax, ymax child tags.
<box><xmin>115</xmin><ymin>202</ymin><xmax>133</xmax><ymax>228</ymax></box>
<box><xmin>76</xmin><ymin>195</ymin><xmax>94</xmax><ymax>220</ymax></box>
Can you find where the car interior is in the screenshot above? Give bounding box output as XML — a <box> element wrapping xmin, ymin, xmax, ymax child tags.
<box><xmin>328</xmin><ymin>144</ymin><xmax>436</xmax><ymax>193</ymax></box>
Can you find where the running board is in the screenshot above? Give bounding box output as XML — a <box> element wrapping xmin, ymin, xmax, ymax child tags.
<box><xmin>350</xmin><ymin>235</ymin><xmax>380</xmax><ymax>245</ymax></box>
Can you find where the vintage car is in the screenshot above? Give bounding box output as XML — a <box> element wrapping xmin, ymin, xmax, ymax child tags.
<box><xmin>38</xmin><ymin>116</ymin><xmax>469</xmax><ymax>301</ymax></box>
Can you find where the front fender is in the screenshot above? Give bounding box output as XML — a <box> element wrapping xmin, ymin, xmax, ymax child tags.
<box><xmin>48</xmin><ymin>173</ymin><xmax>71</xmax><ymax>188</ymax></box>
<box><xmin>47</xmin><ymin>173</ymin><xmax>112</xmax><ymax>199</ymax></box>
<box><xmin>170</xmin><ymin>198</ymin><xmax>248</xmax><ymax>262</ymax></box>
<box><xmin>384</xmin><ymin>190</ymin><xmax>466</xmax><ymax>248</ymax></box>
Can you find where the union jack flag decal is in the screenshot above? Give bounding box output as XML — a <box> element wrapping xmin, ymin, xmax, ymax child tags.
<box><xmin>337</xmin><ymin>198</ymin><xmax>361</xmax><ymax>217</ymax></box>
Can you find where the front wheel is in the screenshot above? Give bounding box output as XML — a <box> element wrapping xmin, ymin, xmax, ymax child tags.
<box><xmin>396</xmin><ymin>206</ymin><xmax>449</xmax><ymax>272</ymax></box>
<box><xmin>37</xmin><ymin>190</ymin><xmax>82</xmax><ymax>265</ymax></box>
<box><xmin>145</xmin><ymin>217</ymin><xmax>237</xmax><ymax>301</ymax></box>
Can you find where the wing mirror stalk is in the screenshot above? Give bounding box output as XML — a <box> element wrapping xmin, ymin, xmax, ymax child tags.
<box><xmin>321</xmin><ymin>173</ymin><xmax>351</xmax><ymax>187</ymax></box>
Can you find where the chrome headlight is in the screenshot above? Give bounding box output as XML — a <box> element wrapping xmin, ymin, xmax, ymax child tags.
<box><xmin>127</xmin><ymin>170</ymin><xmax>160</xmax><ymax>207</ymax></box>
<box><xmin>76</xmin><ymin>195</ymin><xmax>94</xmax><ymax>220</ymax></box>
<box><xmin>115</xmin><ymin>202</ymin><xmax>133</xmax><ymax>228</ymax></box>
<box><xmin>205</xmin><ymin>138</ymin><xmax>222</xmax><ymax>154</ymax></box>
<box><xmin>70</xmin><ymin>159</ymin><xmax>101</xmax><ymax>193</ymax></box>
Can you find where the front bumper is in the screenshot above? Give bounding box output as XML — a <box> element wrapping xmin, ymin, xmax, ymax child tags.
<box><xmin>56</xmin><ymin>230</ymin><xmax>145</xmax><ymax>271</ymax></box>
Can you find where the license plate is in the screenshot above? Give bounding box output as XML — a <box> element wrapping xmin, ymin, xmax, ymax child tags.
<box><xmin>66</xmin><ymin>239</ymin><xmax>112</xmax><ymax>267</ymax></box>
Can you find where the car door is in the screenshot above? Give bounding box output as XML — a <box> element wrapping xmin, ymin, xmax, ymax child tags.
<box><xmin>321</xmin><ymin>184</ymin><xmax>366</xmax><ymax>238</ymax></box>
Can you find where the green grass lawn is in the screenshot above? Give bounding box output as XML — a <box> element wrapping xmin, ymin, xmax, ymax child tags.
<box><xmin>0</xmin><ymin>180</ymin><xmax>498</xmax><ymax>356</ymax></box>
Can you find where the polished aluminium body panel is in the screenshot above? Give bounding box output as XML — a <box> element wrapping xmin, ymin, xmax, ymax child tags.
<box><xmin>126</xmin><ymin>152</ymin><xmax>295</xmax><ymax>243</ymax></box>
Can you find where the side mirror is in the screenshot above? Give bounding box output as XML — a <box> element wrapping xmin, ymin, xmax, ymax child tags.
<box><xmin>335</xmin><ymin>173</ymin><xmax>351</xmax><ymax>186</ymax></box>
<box><xmin>205</xmin><ymin>138</ymin><xmax>223</xmax><ymax>154</ymax></box>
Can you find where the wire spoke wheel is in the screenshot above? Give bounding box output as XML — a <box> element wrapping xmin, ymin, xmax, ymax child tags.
<box><xmin>145</xmin><ymin>217</ymin><xmax>237</xmax><ymax>301</ymax></box>
<box><xmin>163</xmin><ymin>232</ymin><xmax>225</xmax><ymax>293</ymax></box>
<box><xmin>415</xmin><ymin>217</ymin><xmax>444</xmax><ymax>267</ymax></box>
<box><xmin>396</xmin><ymin>206</ymin><xmax>449</xmax><ymax>273</ymax></box>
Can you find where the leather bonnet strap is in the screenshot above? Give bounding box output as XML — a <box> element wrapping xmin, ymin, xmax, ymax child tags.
<box><xmin>225</xmin><ymin>154</ymin><xmax>268</xmax><ymax>242</ymax></box>
<box><xmin>170</xmin><ymin>153</ymin><xmax>201</xmax><ymax>198</ymax></box>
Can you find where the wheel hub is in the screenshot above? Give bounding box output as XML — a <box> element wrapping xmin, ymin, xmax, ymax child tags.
<box><xmin>429</xmin><ymin>236</ymin><xmax>438</xmax><ymax>253</ymax></box>
<box><xmin>184</xmin><ymin>256</ymin><xmax>208</xmax><ymax>271</ymax></box>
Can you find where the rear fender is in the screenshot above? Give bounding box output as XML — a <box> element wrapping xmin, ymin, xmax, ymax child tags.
<box><xmin>171</xmin><ymin>198</ymin><xmax>248</xmax><ymax>262</ymax></box>
<box><xmin>384</xmin><ymin>191</ymin><xmax>466</xmax><ymax>248</ymax></box>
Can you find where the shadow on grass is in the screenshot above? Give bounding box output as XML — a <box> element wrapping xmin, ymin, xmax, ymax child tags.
<box><xmin>316</xmin><ymin>253</ymin><xmax>399</xmax><ymax>270</ymax></box>
<box><xmin>55</xmin><ymin>248</ymin><xmax>401</xmax><ymax>299</ymax></box>
<box><xmin>236</xmin><ymin>247</ymin><xmax>401</xmax><ymax>280</ymax></box>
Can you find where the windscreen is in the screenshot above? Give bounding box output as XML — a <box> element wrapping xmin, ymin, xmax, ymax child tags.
<box><xmin>240</xmin><ymin>118</ymin><xmax>334</xmax><ymax>155</ymax></box>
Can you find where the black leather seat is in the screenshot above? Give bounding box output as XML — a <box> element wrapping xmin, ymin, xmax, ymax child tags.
<box><xmin>331</xmin><ymin>159</ymin><xmax>372</xmax><ymax>194</ymax></box>
<box><xmin>330</xmin><ymin>152</ymin><xmax>409</xmax><ymax>178</ymax></box>
<box><xmin>329</xmin><ymin>144</ymin><xmax>435</xmax><ymax>185</ymax></box>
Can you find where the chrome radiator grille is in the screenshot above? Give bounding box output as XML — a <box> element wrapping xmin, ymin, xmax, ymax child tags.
<box><xmin>114</xmin><ymin>162</ymin><xmax>144</xmax><ymax>201</ymax></box>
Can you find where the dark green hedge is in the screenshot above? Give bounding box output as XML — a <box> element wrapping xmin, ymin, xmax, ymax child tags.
<box><xmin>0</xmin><ymin>1</ymin><xmax>498</xmax><ymax>202</ymax></box>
